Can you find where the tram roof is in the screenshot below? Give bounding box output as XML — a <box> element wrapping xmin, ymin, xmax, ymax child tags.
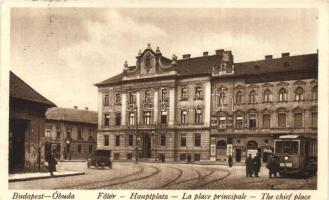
<box><xmin>278</xmin><ymin>135</ymin><xmax>303</xmax><ymax>139</ymax></box>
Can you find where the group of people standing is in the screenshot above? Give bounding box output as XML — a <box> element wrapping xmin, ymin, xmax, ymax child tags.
<box><xmin>243</xmin><ymin>152</ymin><xmax>280</xmax><ymax>178</ymax></box>
<box><xmin>245</xmin><ymin>153</ymin><xmax>261</xmax><ymax>177</ymax></box>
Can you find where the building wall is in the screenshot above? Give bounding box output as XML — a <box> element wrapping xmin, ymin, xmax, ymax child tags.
<box><xmin>45</xmin><ymin>121</ymin><xmax>97</xmax><ymax>160</ymax></box>
<box><xmin>9</xmin><ymin>99</ymin><xmax>48</xmax><ymax>172</ymax></box>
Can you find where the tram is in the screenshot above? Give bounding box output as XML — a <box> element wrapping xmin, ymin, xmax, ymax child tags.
<box><xmin>274</xmin><ymin>135</ymin><xmax>317</xmax><ymax>176</ymax></box>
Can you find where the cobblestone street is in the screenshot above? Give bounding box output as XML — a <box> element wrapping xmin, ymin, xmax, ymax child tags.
<box><xmin>9</xmin><ymin>162</ymin><xmax>317</xmax><ymax>190</ymax></box>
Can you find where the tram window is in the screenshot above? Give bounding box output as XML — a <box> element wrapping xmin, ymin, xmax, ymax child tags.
<box><xmin>275</xmin><ymin>141</ymin><xmax>299</xmax><ymax>154</ymax></box>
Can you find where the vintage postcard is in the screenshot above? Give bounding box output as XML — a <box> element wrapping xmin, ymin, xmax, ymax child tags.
<box><xmin>0</xmin><ymin>0</ymin><xmax>328</xmax><ymax>200</ymax></box>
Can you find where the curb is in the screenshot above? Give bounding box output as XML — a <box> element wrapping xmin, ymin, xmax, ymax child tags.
<box><xmin>9</xmin><ymin>172</ymin><xmax>85</xmax><ymax>182</ymax></box>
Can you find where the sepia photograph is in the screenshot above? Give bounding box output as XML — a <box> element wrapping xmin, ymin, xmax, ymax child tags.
<box><xmin>1</xmin><ymin>1</ymin><xmax>327</xmax><ymax>198</ymax></box>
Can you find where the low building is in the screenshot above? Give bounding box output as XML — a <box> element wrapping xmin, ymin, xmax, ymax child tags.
<box><xmin>45</xmin><ymin>107</ymin><xmax>98</xmax><ymax>160</ymax></box>
<box><xmin>9</xmin><ymin>71</ymin><xmax>56</xmax><ymax>173</ymax></box>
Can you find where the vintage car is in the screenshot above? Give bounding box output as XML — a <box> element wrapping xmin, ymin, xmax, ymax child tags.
<box><xmin>87</xmin><ymin>150</ymin><xmax>112</xmax><ymax>169</ymax></box>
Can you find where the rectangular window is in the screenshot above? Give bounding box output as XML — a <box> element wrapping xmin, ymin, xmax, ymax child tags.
<box><xmin>115</xmin><ymin>93</ymin><xmax>121</xmax><ymax>105</ymax></box>
<box><xmin>129</xmin><ymin>112</ymin><xmax>135</xmax><ymax>125</ymax></box>
<box><xmin>88</xmin><ymin>145</ymin><xmax>93</xmax><ymax>154</ymax></box>
<box><xmin>66</xmin><ymin>128</ymin><xmax>72</xmax><ymax>139</ymax></box>
<box><xmin>115</xmin><ymin>113</ymin><xmax>121</xmax><ymax>126</ymax></box>
<box><xmin>129</xmin><ymin>92</ymin><xmax>136</xmax><ymax>104</ymax></box>
<box><xmin>128</xmin><ymin>134</ymin><xmax>133</xmax><ymax>146</ymax></box>
<box><xmin>311</xmin><ymin>112</ymin><xmax>317</xmax><ymax>128</ymax></box>
<box><xmin>161</xmin><ymin>88</ymin><xmax>168</xmax><ymax>101</ymax></box>
<box><xmin>144</xmin><ymin>90</ymin><xmax>151</xmax><ymax>101</ymax></box>
<box><xmin>180</xmin><ymin>154</ymin><xmax>186</xmax><ymax>161</ymax></box>
<box><xmin>104</xmin><ymin>135</ymin><xmax>109</xmax><ymax>146</ymax></box>
<box><xmin>294</xmin><ymin>113</ymin><xmax>303</xmax><ymax>128</ymax></box>
<box><xmin>194</xmin><ymin>154</ymin><xmax>200</xmax><ymax>161</ymax></box>
<box><xmin>195</xmin><ymin>109</ymin><xmax>202</xmax><ymax>124</ymax></box>
<box><xmin>181</xmin><ymin>87</ymin><xmax>188</xmax><ymax>101</ymax></box>
<box><xmin>88</xmin><ymin>129</ymin><xmax>93</xmax><ymax>141</ymax></box>
<box><xmin>160</xmin><ymin>134</ymin><xmax>166</xmax><ymax>146</ymax></box>
<box><xmin>181</xmin><ymin>110</ymin><xmax>188</xmax><ymax>124</ymax></box>
<box><xmin>194</xmin><ymin>133</ymin><xmax>201</xmax><ymax>147</ymax></box>
<box><xmin>104</xmin><ymin>114</ymin><xmax>110</xmax><ymax>126</ymax></box>
<box><xmin>249</xmin><ymin>114</ymin><xmax>257</xmax><ymax>129</ymax></box>
<box><xmin>181</xmin><ymin>134</ymin><xmax>187</xmax><ymax>147</ymax></box>
<box><xmin>103</xmin><ymin>93</ymin><xmax>109</xmax><ymax>106</ymax></box>
<box><xmin>219</xmin><ymin>116</ymin><xmax>226</xmax><ymax>129</ymax></box>
<box><xmin>45</xmin><ymin>127</ymin><xmax>51</xmax><ymax>138</ymax></box>
<box><xmin>263</xmin><ymin>114</ymin><xmax>271</xmax><ymax>129</ymax></box>
<box><xmin>236</xmin><ymin>116</ymin><xmax>243</xmax><ymax>129</ymax></box>
<box><xmin>278</xmin><ymin>114</ymin><xmax>286</xmax><ymax>128</ymax></box>
<box><xmin>78</xmin><ymin>128</ymin><xmax>82</xmax><ymax>140</ymax></box>
<box><xmin>56</xmin><ymin>127</ymin><xmax>61</xmax><ymax>139</ymax></box>
<box><xmin>78</xmin><ymin>144</ymin><xmax>81</xmax><ymax>153</ymax></box>
<box><xmin>195</xmin><ymin>87</ymin><xmax>203</xmax><ymax>100</ymax></box>
<box><xmin>115</xmin><ymin>135</ymin><xmax>120</xmax><ymax>146</ymax></box>
<box><xmin>144</xmin><ymin>111</ymin><xmax>151</xmax><ymax>125</ymax></box>
<box><xmin>160</xmin><ymin>111</ymin><xmax>167</xmax><ymax>124</ymax></box>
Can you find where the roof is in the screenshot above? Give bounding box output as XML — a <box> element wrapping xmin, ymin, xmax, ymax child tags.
<box><xmin>10</xmin><ymin>71</ymin><xmax>56</xmax><ymax>107</ymax></box>
<box><xmin>46</xmin><ymin>107</ymin><xmax>98</xmax><ymax>125</ymax></box>
<box><xmin>234</xmin><ymin>54</ymin><xmax>317</xmax><ymax>76</ymax></box>
<box><xmin>95</xmin><ymin>53</ymin><xmax>317</xmax><ymax>87</ymax></box>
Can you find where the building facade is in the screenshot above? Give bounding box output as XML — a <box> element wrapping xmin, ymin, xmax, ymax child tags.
<box><xmin>45</xmin><ymin>107</ymin><xmax>98</xmax><ymax>160</ymax></box>
<box><xmin>95</xmin><ymin>44</ymin><xmax>317</xmax><ymax>163</ymax></box>
<box><xmin>9</xmin><ymin>71</ymin><xmax>56</xmax><ymax>173</ymax></box>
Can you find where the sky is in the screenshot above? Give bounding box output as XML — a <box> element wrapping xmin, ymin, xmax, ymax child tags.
<box><xmin>10</xmin><ymin>8</ymin><xmax>318</xmax><ymax>111</ymax></box>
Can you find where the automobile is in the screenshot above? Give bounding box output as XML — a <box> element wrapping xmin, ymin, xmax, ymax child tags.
<box><xmin>87</xmin><ymin>150</ymin><xmax>112</xmax><ymax>169</ymax></box>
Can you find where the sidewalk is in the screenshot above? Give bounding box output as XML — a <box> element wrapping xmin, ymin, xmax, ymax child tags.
<box><xmin>9</xmin><ymin>171</ymin><xmax>85</xmax><ymax>182</ymax></box>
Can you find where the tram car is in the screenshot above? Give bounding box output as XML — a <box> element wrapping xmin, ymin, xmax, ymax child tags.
<box><xmin>274</xmin><ymin>135</ymin><xmax>317</xmax><ymax>176</ymax></box>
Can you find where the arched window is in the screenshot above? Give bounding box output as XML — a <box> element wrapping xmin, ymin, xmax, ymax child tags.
<box><xmin>312</xmin><ymin>86</ymin><xmax>318</xmax><ymax>100</ymax></box>
<box><xmin>247</xmin><ymin>140</ymin><xmax>258</xmax><ymax>149</ymax></box>
<box><xmin>216</xmin><ymin>140</ymin><xmax>227</xmax><ymax>149</ymax></box>
<box><xmin>279</xmin><ymin>88</ymin><xmax>287</xmax><ymax>102</ymax></box>
<box><xmin>295</xmin><ymin>87</ymin><xmax>304</xmax><ymax>101</ymax></box>
<box><xmin>264</xmin><ymin>89</ymin><xmax>272</xmax><ymax>103</ymax></box>
<box><xmin>236</xmin><ymin>91</ymin><xmax>243</xmax><ymax>105</ymax></box>
<box><xmin>249</xmin><ymin>90</ymin><xmax>256</xmax><ymax>103</ymax></box>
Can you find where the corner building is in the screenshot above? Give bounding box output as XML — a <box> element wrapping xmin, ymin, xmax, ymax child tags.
<box><xmin>95</xmin><ymin>45</ymin><xmax>317</xmax><ymax>163</ymax></box>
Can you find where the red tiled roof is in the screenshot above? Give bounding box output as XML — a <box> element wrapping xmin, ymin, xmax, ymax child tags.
<box><xmin>46</xmin><ymin>107</ymin><xmax>98</xmax><ymax>125</ymax></box>
<box><xmin>95</xmin><ymin>53</ymin><xmax>317</xmax><ymax>86</ymax></box>
<box><xmin>10</xmin><ymin>71</ymin><xmax>56</xmax><ymax>106</ymax></box>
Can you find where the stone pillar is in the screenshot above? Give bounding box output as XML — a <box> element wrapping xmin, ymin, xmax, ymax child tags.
<box><xmin>154</xmin><ymin>90</ymin><xmax>158</xmax><ymax>124</ymax></box>
<box><xmin>121</xmin><ymin>93</ymin><xmax>127</xmax><ymax>126</ymax></box>
<box><xmin>136</xmin><ymin>92</ymin><xmax>141</xmax><ymax>124</ymax></box>
<box><xmin>168</xmin><ymin>88</ymin><xmax>175</xmax><ymax>126</ymax></box>
<box><xmin>204</xmin><ymin>81</ymin><xmax>211</xmax><ymax>126</ymax></box>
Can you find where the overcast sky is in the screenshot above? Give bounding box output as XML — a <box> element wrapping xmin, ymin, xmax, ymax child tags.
<box><xmin>10</xmin><ymin>8</ymin><xmax>318</xmax><ymax>111</ymax></box>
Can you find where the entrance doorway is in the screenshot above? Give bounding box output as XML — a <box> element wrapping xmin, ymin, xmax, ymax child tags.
<box><xmin>235</xmin><ymin>148</ymin><xmax>241</xmax><ymax>162</ymax></box>
<box><xmin>142</xmin><ymin>133</ymin><xmax>151</xmax><ymax>158</ymax></box>
<box><xmin>9</xmin><ymin>119</ymin><xmax>28</xmax><ymax>172</ymax></box>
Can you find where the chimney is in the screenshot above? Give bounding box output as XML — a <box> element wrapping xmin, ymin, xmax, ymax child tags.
<box><xmin>203</xmin><ymin>51</ymin><xmax>209</xmax><ymax>56</ymax></box>
<box><xmin>265</xmin><ymin>55</ymin><xmax>273</xmax><ymax>60</ymax></box>
<box><xmin>182</xmin><ymin>54</ymin><xmax>191</xmax><ymax>59</ymax></box>
<box><xmin>215</xmin><ymin>49</ymin><xmax>224</xmax><ymax>55</ymax></box>
<box><xmin>281</xmin><ymin>52</ymin><xmax>290</xmax><ymax>57</ymax></box>
<box><xmin>74</xmin><ymin>106</ymin><xmax>78</xmax><ymax>109</ymax></box>
<box><xmin>85</xmin><ymin>107</ymin><xmax>88</xmax><ymax>111</ymax></box>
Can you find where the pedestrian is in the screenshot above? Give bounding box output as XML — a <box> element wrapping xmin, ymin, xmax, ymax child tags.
<box><xmin>245</xmin><ymin>154</ymin><xmax>253</xmax><ymax>177</ymax></box>
<box><xmin>134</xmin><ymin>147</ymin><xmax>139</xmax><ymax>164</ymax></box>
<box><xmin>48</xmin><ymin>154</ymin><xmax>57</xmax><ymax>176</ymax></box>
<box><xmin>253</xmin><ymin>153</ymin><xmax>261</xmax><ymax>177</ymax></box>
<box><xmin>161</xmin><ymin>154</ymin><xmax>165</xmax><ymax>163</ymax></box>
<box><xmin>228</xmin><ymin>155</ymin><xmax>233</xmax><ymax>167</ymax></box>
<box><xmin>267</xmin><ymin>154</ymin><xmax>280</xmax><ymax>178</ymax></box>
